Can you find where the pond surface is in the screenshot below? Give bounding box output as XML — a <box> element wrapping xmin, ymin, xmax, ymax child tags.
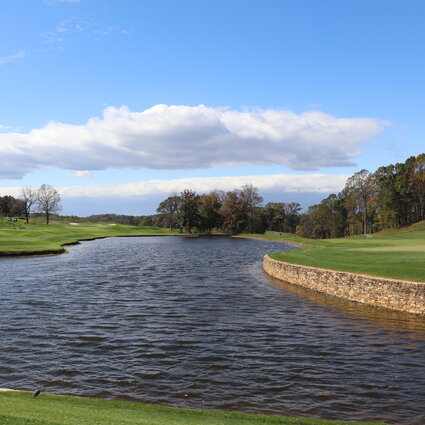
<box><xmin>1</xmin><ymin>236</ymin><xmax>425</xmax><ymax>424</ymax></box>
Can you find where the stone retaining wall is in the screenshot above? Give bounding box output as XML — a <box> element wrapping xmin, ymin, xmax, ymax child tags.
<box><xmin>263</xmin><ymin>255</ymin><xmax>425</xmax><ymax>315</ymax></box>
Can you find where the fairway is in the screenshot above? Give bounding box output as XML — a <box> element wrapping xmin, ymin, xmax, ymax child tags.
<box><xmin>240</xmin><ymin>221</ymin><xmax>425</xmax><ymax>282</ymax></box>
<box><xmin>0</xmin><ymin>218</ymin><xmax>178</xmax><ymax>256</ymax></box>
<box><xmin>0</xmin><ymin>391</ymin><xmax>386</xmax><ymax>425</ymax></box>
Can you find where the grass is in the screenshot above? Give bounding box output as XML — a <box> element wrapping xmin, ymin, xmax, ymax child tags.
<box><xmin>0</xmin><ymin>217</ymin><xmax>179</xmax><ymax>256</ymax></box>
<box><xmin>0</xmin><ymin>391</ymin><xmax>386</xmax><ymax>425</ymax></box>
<box><xmin>239</xmin><ymin>221</ymin><xmax>425</xmax><ymax>282</ymax></box>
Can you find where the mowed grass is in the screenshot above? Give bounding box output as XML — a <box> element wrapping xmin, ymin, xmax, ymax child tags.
<box><xmin>0</xmin><ymin>217</ymin><xmax>178</xmax><ymax>255</ymax></box>
<box><xmin>0</xmin><ymin>391</ymin><xmax>386</xmax><ymax>425</ymax></box>
<box><xmin>239</xmin><ymin>221</ymin><xmax>425</xmax><ymax>282</ymax></box>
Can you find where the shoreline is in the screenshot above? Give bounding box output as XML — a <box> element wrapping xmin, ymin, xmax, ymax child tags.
<box><xmin>263</xmin><ymin>255</ymin><xmax>425</xmax><ymax>315</ymax></box>
<box><xmin>0</xmin><ymin>232</ymin><xmax>228</xmax><ymax>259</ymax></box>
<box><xmin>0</xmin><ymin>389</ymin><xmax>387</xmax><ymax>425</ymax></box>
<box><xmin>0</xmin><ymin>233</ymin><xmax>182</xmax><ymax>259</ymax></box>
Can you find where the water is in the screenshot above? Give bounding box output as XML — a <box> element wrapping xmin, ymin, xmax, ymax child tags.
<box><xmin>1</xmin><ymin>236</ymin><xmax>424</xmax><ymax>424</ymax></box>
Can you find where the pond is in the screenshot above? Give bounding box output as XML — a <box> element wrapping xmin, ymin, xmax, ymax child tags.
<box><xmin>0</xmin><ymin>236</ymin><xmax>424</xmax><ymax>424</ymax></box>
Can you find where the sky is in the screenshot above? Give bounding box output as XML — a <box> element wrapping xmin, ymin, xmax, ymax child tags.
<box><xmin>0</xmin><ymin>0</ymin><xmax>424</xmax><ymax>216</ymax></box>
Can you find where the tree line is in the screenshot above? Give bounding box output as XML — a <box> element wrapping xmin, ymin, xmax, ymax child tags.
<box><xmin>2</xmin><ymin>153</ymin><xmax>423</xmax><ymax>237</ymax></box>
<box><xmin>147</xmin><ymin>184</ymin><xmax>302</xmax><ymax>235</ymax></box>
<box><xmin>296</xmin><ymin>153</ymin><xmax>425</xmax><ymax>238</ymax></box>
<box><xmin>0</xmin><ymin>184</ymin><xmax>61</xmax><ymax>224</ymax></box>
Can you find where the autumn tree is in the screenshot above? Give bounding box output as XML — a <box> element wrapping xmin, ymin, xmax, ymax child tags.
<box><xmin>345</xmin><ymin>169</ymin><xmax>376</xmax><ymax>234</ymax></box>
<box><xmin>264</xmin><ymin>202</ymin><xmax>301</xmax><ymax>233</ymax></box>
<box><xmin>199</xmin><ymin>193</ymin><xmax>221</xmax><ymax>234</ymax></box>
<box><xmin>239</xmin><ymin>184</ymin><xmax>263</xmax><ymax>233</ymax></box>
<box><xmin>220</xmin><ymin>190</ymin><xmax>246</xmax><ymax>235</ymax></box>
<box><xmin>37</xmin><ymin>184</ymin><xmax>62</xmax><ymax>224</ymax></box>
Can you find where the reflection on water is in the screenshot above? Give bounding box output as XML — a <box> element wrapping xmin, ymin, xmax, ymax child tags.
<box><xmin>267</xmin><ymin>274</ymin><xmax>425</xmax><ymax>339</ymax></box>
<box><xmin>0</xmin><ymin>236</ymin><xmax>424</xmax><ymax>425</ymax></box>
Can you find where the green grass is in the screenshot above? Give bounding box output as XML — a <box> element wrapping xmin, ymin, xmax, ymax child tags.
<box><xmin>0</xmin><ymin>391</ymin><xmax>385</xmax><ymax>425</ymax></box>
<box><xmin>0</xmin><ymin>217</ymin><xmax>178</xmax><ymax>256</ymax></box>
<box><xmin>239</xmin><ymin>221</ymin><xmax>425</xmax><ymax>282</ymax></box>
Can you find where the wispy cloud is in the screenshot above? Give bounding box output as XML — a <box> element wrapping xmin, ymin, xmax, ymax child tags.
<box><xmin>41</xmin><ymin>17</ymin><xmax>118</xmax><ymax>48</ymax></box>
<box><xmin>68</xmin><ymin>170</ymin><xmax>94</xmax><ymax>179</ymax></box>
<box><xmin>0</xmin><ymin>104</ymin><xmax>387</xmax><ymax>179</ymax></box>
<box><xmin>0</xmin><ymin>51</ymin><xmax>26</xmax><ymax>66</ymax></box>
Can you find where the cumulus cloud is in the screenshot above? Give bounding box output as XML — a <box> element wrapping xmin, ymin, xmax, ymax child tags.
<box><xmin>0</xmin><ymin>104</ymin><xmax>387</xmax><ymax>179</ymax></box>
<box><xmin>68</xmin><ymin>170</ymin><xmax>94</xmax><ymax>179</ymax></box>
<box><xmin>49</xmin><ymin>173</ymin><xmax>348</xmax><ymax>199</ymax></box>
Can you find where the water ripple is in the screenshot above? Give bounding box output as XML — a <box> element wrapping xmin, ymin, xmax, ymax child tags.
<box><xmin>0</xmin><ymin>236</ymin><xmax>425</xmax><ymax>424</ymax></box>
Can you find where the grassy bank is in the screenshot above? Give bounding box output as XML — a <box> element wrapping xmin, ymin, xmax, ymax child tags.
<box><xmin>0</xmin><ymin>391</ymin><xmax>386</xmax><ymax>425</ymax></box>
<box><xmin>239</xmin><ymin>221</ymin><xmax>425</xmax><ymax>282</ymax></box>
<box><xmin>0</xmin><ymin>218</ymin><xmax>178</xmax><ymax>256</ymax></box>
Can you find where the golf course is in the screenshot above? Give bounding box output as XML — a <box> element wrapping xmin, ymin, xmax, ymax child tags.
<box><xmin>0</xmin><ymin>218</ymin><xmax>178</xmax><ymax>256</ymax></box>
<box><xmin>240</xmin><ymin>220</ymin><xmax>425</xmax><ymax>282</ymax></box>
<box><xmin>1</xmin><ymin>217</ymin><xmax>425</xmax><ymax>282</ymax></box>
<box><xmin>1</xmin><ymin>218</ymin><xmax>424</xmax><ymax>424</ymax></box>
<box><xmin>0</xmin><ymin>391</ymin><xmax>386</xmax><ymax>425</ymax></box>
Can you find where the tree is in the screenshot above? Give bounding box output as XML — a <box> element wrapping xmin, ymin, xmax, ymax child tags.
<box><xmin>20</xmin><ymin>187</ymin><xmax>38</xmax><ymax>224</ymax></box>
<box><xmin>239</xmin><ymin>184</ymin><xmax>263</xmax><ymax>233</ymax></box>
<box><xmin>0</xmin><ymin>195</ymin><xmax>16</xmax><ymax>218</ymax></box>
<box><xmin>179</xmin><ymin>189</ymin><xmax>201</xmax><ymax>234</ymax></box>
<box><xmin>37</xmin><ymin>184</ymin><xmax>61</xmax><ymax>224</ymax></box>
<box><xmin>199</xmin><ymin>193</ymin><xmax>221</xmax><ymax>234</ymax></box>
<box><xmin>156</xmin><ymin>194</ymin><xmax>180</xmax><ymax>230</ymax></box>
<box><xmin>264</xmin><ymin>202</ymin><xmax>301</xmax><ymax>233</ymax></box>
<box><xmin>10</xmin><ymin>199</ymin><xmax>26</xmax><ymax>219</ymax></box>
<box><xmin>345</xmin><ymin>169</ymin><xmax>376</xmax><ymax>234</ymax></box>
<box><xmin>411</xmin><ymin>153</ymin><xmax>425</xmax><ymax>221</ymax></box>
<box><xmin>374</xmin><ymin>159</ymin><xmax>415</xmax><ymax>229</ymax></box>
<box><xmin>220</xmin><ymin>190</ymin><xmax>246</xmax><ymax>235</ymax></box>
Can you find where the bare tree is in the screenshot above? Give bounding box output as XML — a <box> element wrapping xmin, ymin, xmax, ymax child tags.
<box><xmin>20</xmin><ymin>187</ymin><xmax>38</xmax><ymax>223</ymax></box>
<box><xmin>37</xmin><ymin>184</ymin><xmax>62</xmax><ymax>224</ymax></box>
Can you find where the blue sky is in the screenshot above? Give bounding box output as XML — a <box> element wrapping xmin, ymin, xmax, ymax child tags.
<box><xmin>0</xmin><ymin>0</ymin><xmax>424</xmax><ymax>216</ymax></box>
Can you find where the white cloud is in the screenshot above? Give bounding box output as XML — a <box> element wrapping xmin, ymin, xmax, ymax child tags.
<box><xmin>57</xmin><ymin>173</ymin><xmax>349</xmax><ymax>199</ymax></box>
<box><xmin>68</xmin><ymin>170</ymin><xmax>94</xmax><ymax>179</ymax></box>
<box><xmin>0</xmin><ymin>104</ymin><xmax>387</xmax><ymax>179</ymax></box>
<box><xmin>0</xmin><ymin>173</ymin><xmax>349</xmax><ymax>215</ymax></box>
<box><xmin>0</xmin><ymin>51</ymin><xmax>25</xmax><ymax>66</ymax></box>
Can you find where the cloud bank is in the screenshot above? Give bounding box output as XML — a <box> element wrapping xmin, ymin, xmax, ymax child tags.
<box><xmin>0</xmin><ymin>173</ymin><xmax>349</xmax><ymax>200</ymax></box>
<box><xmin>0</xmin><ymin>104</ymin><xmax>386</xmax><ymax>179</ymax></box>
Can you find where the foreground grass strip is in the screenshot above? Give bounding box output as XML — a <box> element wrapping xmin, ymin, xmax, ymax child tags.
<box><xmin>0</xmin><ymin>391</ymin><xmax>385</xmax><ymax>425</ymax></box>
<box><xmin>239</xmin><ymin>221</ymin><xmax>425</xmax><ymax>282</ymax></box>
